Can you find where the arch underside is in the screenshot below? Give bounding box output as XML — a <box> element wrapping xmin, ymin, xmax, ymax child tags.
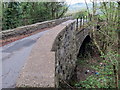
<box><xmin>77</xmin><ymin>35</ymin><xmax>91</xmax><ymax>57</ymax></box>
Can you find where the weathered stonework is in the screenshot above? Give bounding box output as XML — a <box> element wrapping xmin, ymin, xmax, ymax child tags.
<box><xmin>52</xmin><ymin>23</ymin><xmax>91</xmax><ymax>87</ymax></box>
<box><xmin>16</xmin><ymin>19</ymin><xmax>92</xmax><ymax>88</ymax></box>
<box><xmin>51</xmin><ymin>21</ymin><xmax>77</xmax><ymax>87</ymax></box>
<box><xmin>1</xmin><ymin>17</ymin><xmax>71</xmax><ymax>40</ymax></box>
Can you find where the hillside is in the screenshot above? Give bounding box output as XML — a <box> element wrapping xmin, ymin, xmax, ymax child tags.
<box><xmin>67</xmin><ymin>3</ymin><xmax>92</xmax><ymax>14</ymax></box>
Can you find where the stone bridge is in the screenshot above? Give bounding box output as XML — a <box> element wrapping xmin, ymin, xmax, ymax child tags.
<box><xmin>1</xmin><ymin>17</ymin><xmax>92</xmax><ymax>88</ymax></box>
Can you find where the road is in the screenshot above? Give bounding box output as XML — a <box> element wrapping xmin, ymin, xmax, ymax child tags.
<box><xmin>0</xmin><ymin>29</ymin><xmax>49</xmax><ymax>88</ymax></box>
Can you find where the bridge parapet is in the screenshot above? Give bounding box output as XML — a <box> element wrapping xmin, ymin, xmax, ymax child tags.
<box><xmin>76</xmin><ymin>27</ymin><xmax>91</xmax><ymax>54</ymax></box>
<box><xmin>1</xmin><ymin>17</ymin><xmax>71</xmax><ymax>40</ymax></box>
<box><xmin>52</xmin><ymin>21</ymin><xmax>92</xmax><ymax>87</ymax></box>
<box><xmin>16</xmin><ymin>20</ymin><xmax>76</xmax><ymax>88</ymax></box>
<box><xmin>16</xmin><ymin>19</ymin><xmax>92</xmax><ymax>88</ymax></box>
<box><xmin>52</xmin><ymin>20</ymin><xmax>77</xmax><ymax>87</ymax></box>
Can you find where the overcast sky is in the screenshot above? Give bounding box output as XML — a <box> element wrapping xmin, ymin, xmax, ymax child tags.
<box><xmin>64</xmin><ymin>0</ymin><xmax>91</xmax><ymax>4</ymax></box>
<box><xmin>62</xmin><ymin>0</ymin><xmax>119</xmax><ymax>4</ymax></box>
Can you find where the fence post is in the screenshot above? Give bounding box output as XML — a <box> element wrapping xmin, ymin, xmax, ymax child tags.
<box><xmin>83</xmin><ymin>16</ymin><xmax>84</xmax><ymax>26</ymax></box>
<box><xmin>80</xmin><ymin>17</ymin><xmax>82</xmax><ymax>28</ymax></box>
<box><xmin>76</xmin><ymin>18</ymin><xmax>78</xmax><ymax>30</ymax></box>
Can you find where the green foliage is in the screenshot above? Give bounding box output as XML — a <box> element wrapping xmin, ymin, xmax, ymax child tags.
<box><xmin>0</xmin><ymin>1</ymin><xmax>2</xmax><ymax>30</ymax></box>
<box><xmin>73</xmin><ymin>1</ymin><xmax>120</xmax><ymax>89</ymax></box>
<box><xmin>73</xmin><ymin>10</ymin><xmax>87</xmax><ymax>19</ymax></box>
<box><xmin>2</xmin><ymin>2</ymin><xmax>22</xmax><ymax>30</ymax></box>
<box><xmin>89</xmin><ymin>2</ymin><xmax>119</xmax><ymax>54</ymax></box>
<box><xmin>2</xmin><ymin>2</ymin><xmax>68</xmax><ymax>30</ymax></box>
<box><xmin>0</xmin><ymin>1</ymin><xmax>2</xmax><ymax>17</ymax></box>
<box><xmin>74</xmin><ymin>51</ymin><xmax>119</xmax><ymax>88</ymax></box>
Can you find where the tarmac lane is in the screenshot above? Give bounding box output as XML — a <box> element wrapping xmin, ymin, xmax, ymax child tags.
<box><xmin>1</xmin><ymin>29</ymin><xmax>49</xmax><ymax>88</ymax></box>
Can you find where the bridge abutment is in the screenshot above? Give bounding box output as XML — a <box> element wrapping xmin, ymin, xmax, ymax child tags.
<box><xmin>16</xmin><ymin>19</ymin><xmax>92</xmax><ymax>88</ymax></box>
<box><xmin>52</xmin><ymin>22</ymin><xmax>91</xmax><ymax>87</ymax></box>
<box><xmin>52</xmin><ymin>21</ymin><xmax>77</xmax><ymax>87</ymax></box>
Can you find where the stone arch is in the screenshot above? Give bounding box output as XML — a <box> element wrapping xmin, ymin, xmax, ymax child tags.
<box><xmin>77</xmin><ymin>35</ymin><xmax>91</xmax><ymax>58</ymax></box>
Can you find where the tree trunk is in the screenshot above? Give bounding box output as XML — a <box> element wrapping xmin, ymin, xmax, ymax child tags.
<box><xmin>117</xmin><ymin>1</ymin><xmax>120</xmax><ymax>82</ymax></box>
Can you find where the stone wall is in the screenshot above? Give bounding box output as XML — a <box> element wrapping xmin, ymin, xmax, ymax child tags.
<box><xmin>16</xmin><ymin>20</ymin><xmax>76</xmax><ymax>88</ymax></box>
<box><xmin>1</xmin><ymin>17</ymin><xmax>71</xmax><ymax>40</ymax></box>
<box><xmin>52</xmin><ymin>21</ymin><xmax>77</xmax><ymax>87</ymax></box>
<box><xmin>52</xmin><ymin>21</ymin><xmax>91</xmax><ymax>87</ymax></box>
<box><xmin>15</xmin><ymin>19</ymin><xmax>91</xmax><ymax>88</ymax></box>
<box><xmin>75</xmin><ymin>27</ymin><xmax>91</xmax><ymax>54</ymax></box>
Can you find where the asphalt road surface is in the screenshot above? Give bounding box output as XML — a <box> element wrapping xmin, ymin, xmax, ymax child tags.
<box><xmin>1</xmin><ymin>29</ymin><xmax>49</xmax><ymax>88</ymax></box>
